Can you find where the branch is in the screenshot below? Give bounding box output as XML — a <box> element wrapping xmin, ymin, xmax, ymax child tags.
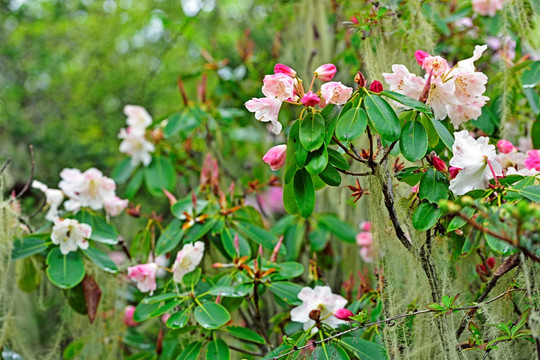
<box><xmin>332</xmin><ymin>136</ymin><xmax>366</xmax><ymax>163</ymax></box>
<box><xmin>0</xmin><ymin>159</ymin><xmax>11</xmax><ymax>175</ymax></box>
<box><xmin>14</xmin><ymin>145</ymin><xmax>35</xmax><ymax>200</ymax></box>
<box><xmin>270</xmin><ymin>290</ymin><xmax>521</xmax><ymax>359</ymax></box>
<box><xmin>335</xmin><ymin>168</ymin><xmax>371</xmax><ymax>177</ymax></box>
<box><xmin>379</xmin><ymin>141</ymin><xmax>398</xmax><ymax>165</ymax></box>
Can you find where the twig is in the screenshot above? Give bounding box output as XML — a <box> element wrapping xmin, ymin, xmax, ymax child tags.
<box><xmin>0</xmin><ymin>159</ymin><xmax>11</xmax><ymax>175</ymax></box>
<box><xmin>332</xmin><ymin>136</ymin><xmax>366</xmax><ymax>163</ymax></box>
<box><xmin>379</xmin><ymin>141</ymin><xmax>398</xmax><ymax>165</ymax></box>
<box><xmin>270</xmin><ymin>290</ymin><xmax>521</xmax><ymax>359</ymax></box>
<box><xmin>252</xmin><ymin>281</ymin><xmax>272</xmax><ymax>351</ymax></box>
<box><xmin>14</xmin><ymin>145</ymin><xmax>35</xmax><ymax>200</ymax></box>
<box><xmin>335</xmin><ymin>168</ymin><xmax>371</xmax><ymax>177</ymax></box>
<box><xmin>366</xmin><ymin>126</ymin><xmax>376</xmax><ymax>168</ymax></box>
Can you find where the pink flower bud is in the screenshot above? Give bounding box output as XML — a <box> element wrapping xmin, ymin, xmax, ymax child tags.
<box><xmin>351</xmin><ymin>16</ymin><xmax>359</xmax><ymax>25</ymax></box>
<box><xmin>161</xmin><ymin>313</ymin><xmax>171</xmax><ymax>324</ymax></box>
<box><xmin>369</xmin><ymin>80</ymin><xmax>383</xmax><ymax>93</ymax></box>
<box><xmin>123</xmin><ymin>305</ymin><xmax>139</xmax><ymax>327</ymax></box>
<box><xmin>263</xmin><ymin>145</ymin><xmax>287</xmax><ymax>171</ymax></box>
<box><xmin>415</xmin><ymin>50</ymin><xmax>431</xmax><ymax>66</ymax></box>
<box><xmin>314</xmin><ymin>64</ymin><xmax>337</xmax><ymax>81</ymax></box>
<box><xmin>301</xmin><ymin>91</ymin><xmax>321</xmax><ymax>107</ymax></box>
<box><xmin>411</xmin><ymin>185</ymin><xmax>419</xmax><ymax>193</ymax></box>
<box><xmin>360</xmin><ymin>222</ymin><xmax>371</xmax><ymax>232</ymax></box>
<box><xmin>486</xmin><ymin>257</ymin><xmax>496</xmax><ymax>269</ymax></box>
<box><xmin>496</xmin><ymin>140</ymin><xmax>516</xmax><ymax>154</ymax></box>
<box><xmin>449</xmin><ymin>167</ymin><xmax>461</xmax><ymax>179</ymax></box>
<box><xmin>233</xmin><ymin>233</ymin><xmax>240</xmax><ymax>255</ymax></box>
<box><xmin>274</xmin><ymin>63</ymin><xmax>297</xmax><ymax>78</ymax></box>
<box><xmin>270</xmin><ymin>235</ymin><xmax>284</xmax><ymax>262</ymax></box>
<box><xmin>432</xmin><ymin>156</ymin><xmax>448</xmax><ymax>172</ymax></box>
<box><xmin>334</xmin><ymin>308</ymin><xmax>354</xmax><ymax>320</ymax></box>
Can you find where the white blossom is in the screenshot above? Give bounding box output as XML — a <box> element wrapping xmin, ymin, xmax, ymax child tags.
<box><xmin>290</xmin><ymin>286</ymin><xmax>347</xmax><ymax>333</ymax></box>
<box><xmin>172</xmin><ymin>241</ymin><xmax>205</xmax><ymax>283</ymax></box>
<box><xmin>51</xmin><ymin>217</ymin><xmax>92</xmax><ymax>255</ymax></box>
<box><xmin>32</xmin><ymin>180</ymin><xmax>64</xmax><ymax>221</ymax></box>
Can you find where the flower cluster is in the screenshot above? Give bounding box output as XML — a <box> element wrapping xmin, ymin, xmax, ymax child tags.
<box><xmin>383</xmin><ymin>45</ymin><xmax>489</xmax><ymax>128</ymax></box>
<box><xmin>118</xmin><ymin>105</ymin><xmax>156</xmax><ymax>167</ymax></box>
<box><xmin>245</xmin><ymin>63</ymin><xmax>353</xmax><ymax>135</ymax></box>
<box><xmin>356</xmin><ymin>222</ymin><xmax>374</xmax><ymax>263</ymax></box>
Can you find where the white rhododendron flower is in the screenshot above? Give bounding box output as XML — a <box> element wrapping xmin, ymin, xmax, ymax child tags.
<box><xmin>51</xmin><ymin>217</ymin><xmax>92</xmax><ymax>255</ymax></box>
<box><xmin>172</xmin><ymin>241</ymin><xmax>205</xmax><ymax>283</ymax></box>
<box><xmin>245</xmin><ymin>97</ymin><xmax>283</xmax><ymax>135</ymax></box>
<box><xmin>124</xmin><ymin>105</ymin><xmax>152</xmax><ymax>131</ymax></box>
<box><xmin>127</xmin><ymin>263</ymin><xmax>159</xmax><ymax>294</ymax></box>
<box><xmin>383</xmin><ymin>45</ymin><xmax>489</xmax><ymax>128</ymax></box>
<box><xmin>506</xmin><ymin>167</ymin><xmax>540</xmax><ymax>177</ymax></box>
<box><xmin>104</xmin><ymin>196</ymin><xmax>129</xmax><ymax>217</ymax></box>
<box><xmin>449</xmin><ymin>130</ymin><xmax>502</xmax><ymax>195</ymax></box>
<box><xmin>290</xmin><ymin>286</ymin><xmax>348</xmax><ymax>332</ymax></box>
<box><xmin>118</xmin><ymin>127</ymin><xmax>155</xmax><ymax>167</ymax></box>
<box><xmin>32</xmin><ymin>180</ymin><xmax>64</xmax><ymax>221</ymax></box>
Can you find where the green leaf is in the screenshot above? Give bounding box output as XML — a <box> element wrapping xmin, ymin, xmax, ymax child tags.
<box><xmin>46</xmin><ymin>248</ymin><xmax>85</xmax><ymax>289</ymax></box>
<box><xmin>273</xmin><ymin>262</ymin><xmax>304</xmax><ymax>280</ymax></box>
<box><xmin>400</xmin><ymin>120</ymin><xmax>428</xmax><ymax>162</ymax></box>
<box><xmin>522</xmin><ymin>61</ymin><xmax>540</xmax><ymax>88</ymax></box>
<box><xmin>428</xmin><ymin>117</ymin><xmax>454</xmax><ymax>150</ymax></box>
<box><xmin>225</xmin><ymin>326</ymin><xmax>265</xmax><ymax>344</ymax></box>
<box><xmin>144</xmin><ymin>155</ymin><xmax>176</xmax><ymax>197</ymax></box>
<box><xmin>300</xmin><ymin>112</ymin><xmax>326</xmax><ymax>151</ymax></box>
<box><xmin>340</xmin><ymin>337</ymin><xmax>388</xmax><ymax>360</ymax></box>
<box><xmin>11</xmin><ymin>236</ymin><xmax>50</xmax><ymax>260</ymax></box>
<box><xmin>313</xmin><ymin>343</ymin><xmax>350</xmax><ymax>360</ymax></box>
<box><xmin>82</xmin><ymin>247</ymin><xmax>118</xmax><ymax>273</ymax></box>
<box><xmin>484</xmin><ymin>221</ymin><xmax>517</xmax><ymax>256</ymax></box>
<box><xmin>125</xmin><ymin>167</ymin><xmax>144</xmax><ymax>199</ymax></box>
<box><xmin>419</xmin><ymin>169</ymin><xmax>449</xmax><ymax>203</ymax></box>
<box><xmin>164</xmin><ymin>111</ymin><xmax>202</xmax><ymax>138</ymax></box>
<box><xmin>419</xmin><ymin>113</ymin><xmax>439</xmax><ymax>147</ymax></box>
<box><xmin>290</xmin><ymin>120</ymin><xmax>308</xmax><ymax>167</ymax></box>
<box><xmin>532</xmin><ymin>119</ymin><xmax>540</xmax><ymax>149</ymax></box>
<box><xmin>149</xmin><ymin>299</ymin><xmax>184</xmax><ymax>318</ymax></box>
<box><xmin>221</xmin><ymin>227</ymin><xmax>251</xmax><ymax>258</ymax></box>
<box><xmin>380</xmin><ymin>90</ymin><xmax>432</xmax><ymax>113</ymax></box>
<box><xmin>284</xmin><ymin>131</ymin><xmax>298</xmax><ymax>185</ymax></box>
<box><xmin>73</xmin><ymin>210</ymin><xmax>118</xmax><ymax>245</ymax></box>
<box><xmin>519</xmin><ymin>185</ymin><xmax>540</xmax><ymax>202</ymax></box>
<box><xmin>235</xmin><ymin>222</ymin><xmax>281</xmax><ymax>252</ymax></box>
<box><xmin>322</xmin><ymin>104</ymin><xmax>343</xmax><ymax>145</ymax></box>
<box><xmin>364</xmin><ymin>94</ymin><xmax>401</xmax><ymax>142</ymax></box>
<box><xmin>335</xmin><ymin>106</ymin><xmax>368</xmax><ymax>142</ymax></box>
<box><xmin>267</xmin><ymin>281</ymin><xmax>303</xmax><ymax>305</ymax></box>
<box><xmin>184</xmin><ymin>218</ymin><xmax>217</xmax><ymax>243</ymax></box>
<box><xmin>156</xmin><ymin>219</ymin><xmax>184</xmax><ymax>256</ymax></box>
<box><xmin>412</xmin><ymin>202</ymin><xmax>441</xmax><ymax>231</ymax></box>
<box><xmin>206</xmin><ymin>339</ymin><xmax>230</xmax><ymax>360</ymax></box>
<box><xmin>142</xmin><ymin>293</ymin><xmax>179</xmax><ymax>304</ymax></box>
<box><xmin>317</xmin><ymin>214</ymin><xmax>356</xmax><ymax>243</ymax></box>
<box><xmin>305</xmin><ymin>145</ymin><xmax>328</xmax><ymax>175</ymax></box>
<box><xmin>133</xmin><ymin>302</ymin><xmax>160</xmax><ymax>322</ymax></box>
<box><xmin>112</xmin><ymin>157</ymin><xmax>137</xmax><ymax>185</ymax></box>
<box><xmin>175</xmin><ymin>342</ymin><xmax>202</xmax><ymax>360</ymax></box>
<box><xmin>166</xmin><ymin>308</ymin><xmax>191</xmax><ymax>329</ymax></box>
<box><xmin>447</xmin><ymin>206</ymin><xmax>475</xmax><ymax>232</ymax></box>
<box><xmin>293</xmin><ymin>168</ymin><xmax>315</xmax><ymax>218</ymax></box>
<box><xmin>283</xmin><ymin>180</ymin><xmax>299</xmax><ymax>215</ymax></box>
<box><xmin>16</xmin><ymin>257</ymin><xmax>41</xmax><ymax>292</ymax></box>
<box><xmin>182</xmin><ymin>267</ymin><xmax>202</xmax><ymax>288</ymax></box>
<box><xmin>328</xmin><ymin>148</ymin><xmax>350</xmax><ymax>170</ymax></box>
<box><xmin>318</xmin><ymin>164</ymin><xmax>341</xmax><ymax>187</ymax></box>
<box><xmin>193</xmin><ymin>302</ymin><xmax>231</xmax><ymax>329</ymax></box>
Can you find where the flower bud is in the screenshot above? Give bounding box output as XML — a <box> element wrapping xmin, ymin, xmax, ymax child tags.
<box><xmin>496</xmin><ymin>140</ymin><xmax>516</xmax><ymax>154</ymax></box>
<box><xmin>369</xmin><ymin>80</ymin><xmax>383</xmax><ymax>93</ymax></box>
<box><xmin>415</xmin><ymin>50</ymin><xmax>431</xmax><ymax>66</ymax></box>
<box><xmin>263</xmin><ymin>145</ymin><xmax>287</xmax><ymax>171</ymax></box>
<box><xmin>161</xmin><ymin>313</ymin><xmax>171</xmax><ymax>324</ymax></box>
<box><xmin>301</xmin><ymin>91</ymin><xmax>321</xmax><ymax>107</ymax></box>
<box><xmin>274</xmin><ymin>63</ymin><xmax>297</xmax><ymax>78</ymax></box>
<box><xmin>432</xmin><ymin>155</ymin><xmax>448</xmax><ymax>172</ymax></box>
<box><xmin>123</xmin><ymin>305</ymin><xmax>139</xmax><ymax>327</ymax></box>
<box><xmin>354</xmin><ymin>71</ymin><xmax>366</xmax><ymax>87</ymax></box>
<box><xmin>314</xmin><ymin>64</ymin><xmax>337</xmax><ymax>81</ymax></box>
<box><xmin>448</xmin><ymin>167</ymin><xmax>461</xmax><ymax>179</ymax></box>
<box><xmin>361</xmin><ymin>221</ymin><xmax>371</xmax><ymax>232</ymax></box>
<box><xmin>309</xmin><ymin>309</ymin><xmax>321</xmax><ymax>321</ymax></box>
<box><xmin>334</xmin><ymin>308</ymin><xmax>354</xmax><ymax>320</ymax></box>
<box><xmin>486</xmin><ymin>257</ymin><xmax>495</xmax><ymax>269</ymax></box>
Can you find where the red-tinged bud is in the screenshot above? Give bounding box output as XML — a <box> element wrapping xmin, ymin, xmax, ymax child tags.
<box><xmin>215</xmin><ymin>292</ymin><xmax>222</xmax><ymax>304</ymax></box>
<box><xmin>432</xmin><ymin>155</ymin><xmax>448</xmax><ymax>172</ymax></box>
<box><xmin>162</xmin><ymin>188</ymin><xmax>177</xmax><ymax>205</ymax></box>
<box><xmin>309</xmin><ymin>309</ymin><xmax>321</xmax><ymax>321</ymax></box>
<box><xmin>161</xmin><ymin>313</ymin><xmax>171</xmax><ymax>324</ymax></box>
<box><xmin>419</xmin><ymin>69</ymin><xmax>433</xmax><ymax>104</ymax></box>
<box><xmin>270</xmin><ymin>236</ymin><xmax>284</xmax><ymax>262</ymax></box>
<box><xmin>197</xmin><ymin>73</ymin><xmax>207</xmax><ymax>103</ymax></box>
<box><xmin>228</xmin><ymin>181</ymin><xmax>235</xmax><ymax>199</ymax></box>
<box><xmin>314</xmin><ymin>64</ymin><xmax>337</xmax><ymax>82</ymax></box>
<box><xmin>351</xmin><ymin>15</ymin><xmax>359</xmax><ymax>25</ymax></box>
<box><xmin>301</xmin><ymin>91</ymin><xmax>321</xmax><ymax>107</ymax></box>
<box><xmin>253</xmin><ymin>258</ymin><xmax>258</xmax><ymax>272</ymax></box>
<box><xmin>123</xmin><ymin>305</ymin><xmax>139</xmax><ymax>327</ymax></box>
<box><xmin>191</xmin><ymin>191</ymin><xmax>197</xmax><ymax>208</ymax></box>
<box><xmin>212</xmin><ymin>263</ymin><xmax>225</xmax><ymax>268</ymax></box>
<box><xmin>233</xmin><ymin>233</ymin><xmax>240</xmax><ymax>255</ymax></box>
<box><xmin>258</xmin><ymin>245</ymin><xmax>263</xmax><ymax>258</ymax></box>
<box><xmin>151</xmin><ymin>128</ymin><xmax>164</xmax><ymax>143</ymax></box>
<box><xmin>274</xmin><ymin>63</ymin><xmax>297</xmax><ymax>78</ymax></box>
<box><xmin>334</xmin><ymin>308</ymin><xmax>354</xmax><ymax>320</ymax></box>
<box><xmin>449</xmin><ymin>167</ymin><xmax>461</xmax><ymax>179</ymax></box>
<box><xmin>354</xmin><ymin>71</ymin><xmax>366</xmax><ymax>87</ymax></box>
<box><xmin>486</xmin><ymin>257</ymin><xmax>495</xmax><ymax>269</ymax></box>
<box><xmin>415</xmin><ymin>50</ymin><xmax>431</xmax><ymax>66</ymax></box>
<box><xmin>496</xmin><ymin>140</ymin><xmax>516</xmax><ymax>154</ymax></box>
<box><xmin>263</xmin><ymin>145</ymin><xmax>287</xmax><ymax>171</ymax></box>
<box><xmin>369</xmin><ymin>80</ymin><xmax>383</xmax><ymax>93</ymax></box>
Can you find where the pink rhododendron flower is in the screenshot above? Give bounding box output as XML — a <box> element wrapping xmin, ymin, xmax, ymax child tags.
<box><xmin>472</xmin><ymin>0</ymin><xmax>505</xmax><ymax>16</ymax></box>
<box><xmin>360</xmin><ymin>221</ymin><xmax>371</xmax><ymax>232</ymax></box>
<box><xmin>124</xmin><ymin>105</ymin><xmax>152</xmax><ymax>131</ymax></box>
<box><xmin>172</xmin><ymin>241</ymin><xmax>205</xmax><ymax>283</ymax></box>
<box><xmin>263</xmin><ymin>145</ymin><xmax>287</xmax><ymax>171</ymax></box>
<box><xmin>262</xmin><ymin>73</ymin><xmax>295</xmax><ymax>101</ymax></box>
<box><xmin>104</xmin><ymin>196</ymin><xmax>128</xmax><ymax>217</ymax></box>
<box><xmin>415</xmin><ymin>50</ymin><xmax>430</xmax><ymax>66</ymax></box>
<box><xmin>412</xmin><ymin>184</ymin><xmax>419</xmax><ymax>193</ymax></box>
<box><xmin>51</xmin><ymin>217</ymin><xmax>92</xmax><ymax>255</ymax></box>
<box><xmin>422</xmin><ymin>56</ymin><xmax>449</xmax><ymax>76</ymax></box>
<box><xmin>127</xmin><ymin>263</ymin><xmax>159</xmax><ymax>293</ymax></box>
<box><xmin>161</xmin><ymin>313</ymin><xmax>172</xmax><ymax>324</ymax></box>
<box><xmin>497</xmin><ymin>139</ymin><xmax>515</xmax><ymax>154</ymax></box>
<box><xmin>496</xmin><ymin>151</ymin><xmax>526</xmax><ymax>170</ymax></box>
<box><xmin>245</xmin><ymin>97</ymin><xmax>283</xmax><ymax>135</ymax></box>
<box><xmin>382</xmin><ymin>65</ymin><xmax>425</xmax><ymax>101</ymax></box>
<box><xmin>334</xmin><ymin>308</ymin><xmax>354</xmax><ymax>320</ymax></box>
<box><xmin>449</xmin><ymin>131</ymin><xmax>502</xmax><ymax>195</ymax></box>
<box><xmin>525</xmin><ymin>150</ymin><xmax>540</xmax><ymax>171</ymax></box>
<box><xmin>118</xmin><ymin>127</ymin><xmax>155</xmax><ymax>167</ymax></box>
<box><xmin>356</xmin><ymin>231</ymin><xmax>374</xmax><ymax>263</ymax></box>
<box><xmin>123</xmin><ymin>305</ymin><xmax>139</xmax><ymax>327</ymax></box>
<box><xmin>320</xmin><ymin>82</ymin><xmax>353</xmax><ymax>106</ymax></box>
<box><xmin>369</xmin><ymin>80</ymin><xmax>383</xmax><ymax>93</ymax></box>
<box><xmin>290</xmin><ymin>286</ymin><xmax>347</xmax><ymax>332</ymax></box>
<box><xmin>32</xmin><ymin>180</ymin><xmax>64</xmax><ymax>221</ymax></box>
<box><xmin>274</xmin><ymin>63</ymin><xmax>296</xmax><ymax>78</ymax></box>
<box><xmin>59</xmin><ymin>168</ymin><xmax>117</xmax><ymax>212</ymax></box>
<box><xmin>314</xmin><ymin>64</ymin><xmax>337</xmax><ymax>81</ymax></box>
<box><xmin>301</xmin><ymin>91</ymin><xmax>321</xmax><ymax>107</ymax></box>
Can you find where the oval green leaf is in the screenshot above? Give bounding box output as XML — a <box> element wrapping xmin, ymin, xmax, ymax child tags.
<box><xmin>335</xmin><ymin>107</ymin><xmax>368</xmax><ymax>142</ymax></box>
<box><xmin>194</xmin><ymin>302</ymin><xmax>231</xmax><ymax>329</ymax></box>
<box><xmin>400</xmin><ymin>120</ymin><xmax>428</xmax><ymax>162</ymax></box>
<box><xmin>299</xmin><ymin>112</ymin><xmax>325</xmax><ymax>151</ymax></box>
<box><xmin>293</xmin><ymin>168</ymin><xmax>315</xmax><ymax>218</ymax></box>
<box><xmin>364</xmin><ymin>94</ymin><xmax>401</xmax><ymax>142</ymax></box>
<box><xmin>144</xmin><ymin>155</ymin><xmax>176</xmax><ymax>197</ymax></box>
<box><xmin>205</xmin><ymin>339</ymin><xmax>230</xmax><ymax>360</ymax></box>
<box><xmin>305</xmin><ymin>145</ymin><xmax>328</xmax><ymax>175</ymax></box>
<box><xmin>46</xmin><ymin>248</ymin><xmax>85</xmax><ymax>289</ymax></box>
<box><xmin>412</xmin><ymin>202</ymin><xmax>442</xmax><ymax>231</ymax></box>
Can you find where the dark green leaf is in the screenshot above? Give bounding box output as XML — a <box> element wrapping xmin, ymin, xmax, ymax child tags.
<box><xmin>46</xmin><ymin>248</ymin><xmax>85</xmax><ymax>289</ymax></box>
<box><xmin>364</xmin><ymin>94</ymin><xmax>401</xmax><ymax>141</ymax></box>
<box><xmin>300</xmin><ymin>112</ymin><xmax>325</xmax><ymax>151</ymax></box>
<box><xmin>293</xmin><ymin>168</ymin><xmax>315</xmax><ymax>218</ymax></box>
<box><xmin>112</xmin><ymin>157</ymin><xmax>137</xmax><ymax>185</ymax></box>
<box><xmin>305</xmin><ymin>146</ymin><xmax>328</xmax><ymax>175</ymax></box>
<box><xmin>166</xmin><ymin>308</ymin><xmax>191</xmax><ymax>329</ymax></box>
<box><xmin>175</xmin><ymin>342</ymin><xmax>202</xmax><ymax>360</ymax></box>
<box><xmin>519</xmin><ymin>185</ymin><xmax>540</xmax><ymax>202</ymax></box>
<box><xmin>82</xmin><ymin>247</ymin><xmax>118</xmax><ymax>273</ymax></box>
<box><xmin>133</xmin><ymin>302</ymin><xmax>160</xmax><ymax>322</ymax></box>
<box><xmin>156</xmin><ymin>219</ymin><xmax>184</xmax><ymax>256</ymax></box>
<box><xmin>125</xmin><ymin>167</ymin><xmax>144</xmax><ymax>199</ymax></box>
<box><xmin>193</xmin><ymin>302</ymin><xmax>231</xmax><ymax>329</ymax></box>
<box><xmin>428</xmin><ymin>117</ymin><xmax>454</xmax><ymax>150</ymax></box>
<box><xmin>144</xmin><ymin>155</ymin><xmax>176</xmax><ymax>197</ymax></box>
<box><xmin>11</xmin><ymin>236</ymin><xmax>50</xmax><ymax>260</ymax></box>
<box><xmin>328</xmin><ymin>148</ymin><xmax>350</xmax><ymax>170</ymax></box>
<box><xmin>419</xmin><ymin>169</ymin><xmax>449</xmax><ymax>203</ymax></box>
<box><xmin>522</xmin><ymin>61</ymin><xmax>540</xmax><ymax>87</ymax></box>
<box><xmin>318</xmin><ymin>164</ymin><xmax>341</xmax><ymax>186</ymax></box>
<box><xmin>206</xmin><ymin>339</ymin><xmax>229</xmax><ymax>360</ymax></box>
<box><xmin>340</xmin><ymin>337</ymin><xmax>387</xmax><ymax>360</ymax></box>
<box><xmin>412</xmin><ymin>202</ymin><xmax>442</xmax><ymax>231</ymax></box>
<box><xmin>380</xmin><ymin>90</ymin><xmax>432</xmax><ymax>113</ymax></box>
<box><xmin>335</xmin><ymin>106</ymin><xmax>368</xmax><ymax>142</ymax></box>
<box><xmin>532</xmin><ymin>119</ymin><xmax>540</xmax><ymax>148</ymax></box>
<box><xmin>225</xmin><ymin>326</ymin><xmax>265</xmax><ymax>344</ymax></box>
<box><xmin>235</xmin><ymin>222</ymin><xmax>282</xmax><ymax>252</ymax></box>
<box><xmin>313</xmin><ymin>343</ymin><xmax>350</xmax><ymax>360</ymax></box>
<box><xmin>268</xmin><ymin>282</ymin><xmax>303</xmax><ymax>305</ymax></box>
<box><xmin>317</xmin><ymin>214</ymin><xmax>356</xmax><ymax>243</ymax></box>
<box><xmin>400</xmin><ymin>120</ymin><xmax>428</xmax><ymax>162</ymax></box>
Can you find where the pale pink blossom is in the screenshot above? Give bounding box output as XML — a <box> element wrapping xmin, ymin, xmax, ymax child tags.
<box><xmin>118</xmin><ymin>127</ymin><xmax>155</xmax><ymax>167</ymax></box>
<box><xmin>412</xmin><ymin>184</ymin><xmax>419</xmax><ymax>193</ymax></box>
<box><xmin>59</xmin><ymin>168</ymin><xmax>116</xmax><ymax>211</ymax></box>
<box><xmin>518</xmin><ymin>138</ymin><xmax>533</xmax><ymax>152</ymax></box>
<box><xmin>426</xmin><ymin>76</ymin><xmax>460</xmax><ymax>121</ymax></box>
<box><xmin>290</xmin><ymin>286</ymin><xmax>347</xmax><ymax>332</ymax></box>
<box><xmin>472</xmin><ymin>0</ymin><xmax>505</xmax><ymax>17</ymax></box>
<box><xmin>104</xmin><ymin>196</ymin><xmax>128</xmax><ymax>217</ymax></box>
<box><xmin>274</xmin><ymin>63</ymin><xmax>297</xmax><ymax>78</ymax></box>
<box><xmin>497</xmin><ymin>140</ymin><xmax>517</xmax><ymax>154</ymax></box>
<box><xmin>109</xmin><ymin>251</ymin><xmax>127</xmax><ymax>267</ymax></box>
<box><xmin>161</xmin><ymin>313</ymin><xmax>172</xmax><ymax>324</ymax></box>
<box><xmin>51</xmin><ymin>217</ymin><xmax>92</xmax><ymax>255</ymax></box>
<box><xmin>301</xmin><ymin>91</ymin><xmax>320</xmax><ymax>107</ymax></box>
<box><xmin>32</xmin><ymin>180</ymin><xmax>64</xmax><ymax>221</ymax></box>
<box><xmin>263</xmin><ymin>145</ymin><xmax>287</xmax><ymax>171</ymax></box>
<box><xmin>320</xmin><ymin>82</ymin><xmax>353</xmax><ymax>106</ymax></box>
<box><xmin>245</xmin><ymin>97</ymin><xmax>283</xmax><ymax>135</ymax></box>
<box><xmin>262</xmin><ymin>73</ymin><xmax>295</xmax><ymax>101</ymax></box>
<box><xmin>124</xmin><ymin>105</ymin><xmax>152</xmax><ymax>131</ymax></box>
<box><xmin>123</xmin><ymin>305</ymin><xmax>139</xmax><ymax>327</ymax></box>
<box><xmin>360</xmin><ymin>222</ymin><xmax>371</xmax><ymax>232</ymax></box>
<box><xmin>382</xmin><ymin>65</ymin><xmax>425</xmax><ymax>101</ymax></box>
<box><xmin>496</xmin><ymin>151</ymin><xmax>526</xmax><ymax>170</ymax></box>
<box><xmin>127</xmin><ymin>263</ymin><xmax>159</xmax><ymax>293</ymax></box>
<box><xmin>314</xmin><ymin>64</ymin><xmax>337</xmax><ymax>82</ymax></box>
<box><xmin>172</xmin><ymin>241</ymin><xmax>205</xmax><ymax>283</ymax></box>
<box><xmin>356</xmin><ymin>231</ymin><xmax>374</xmax><ymax>263</ymax></box>
<box><xmin>422</xmin><ymin>56</ymin><xmax>449</xmax><ymax>76</ymax></box>
<box><xmin>525</xmin><ymin>150</ymin><xmax>540</xmax><ymax>171</ymax></box>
